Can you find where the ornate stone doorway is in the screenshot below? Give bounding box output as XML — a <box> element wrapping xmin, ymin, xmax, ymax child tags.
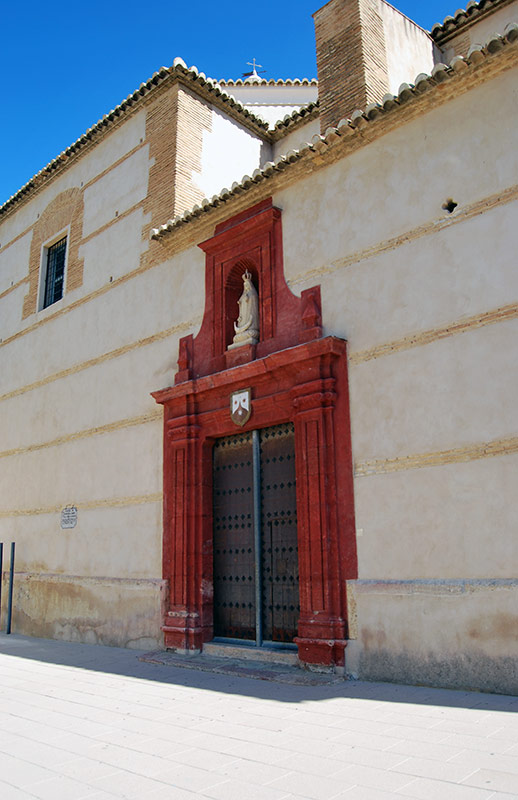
<box><xmin>152</xmin><ymin>198</ymin><xmax>358</xmax><ymax>669</ymax></box>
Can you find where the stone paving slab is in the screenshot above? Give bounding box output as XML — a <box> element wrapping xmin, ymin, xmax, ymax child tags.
<box><xmin>0</xmin><ymin>634</ymin><xmax>517</xmax><ymax>800</ymax></box>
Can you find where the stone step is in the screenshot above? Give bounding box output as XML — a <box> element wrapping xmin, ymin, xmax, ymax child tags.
<box><xmin>203</xmin><ymin>642</ymin><xmax>299</xmax><ymax>666</ymax></box>
<box><xmin>139</xmin><ymin>648</ymin><xmax>344</xmax><ymax>685</ymax></box>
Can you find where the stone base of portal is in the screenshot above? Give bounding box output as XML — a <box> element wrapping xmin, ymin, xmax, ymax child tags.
<box><xmin>162</xmin><ymin>623</ymin><xmax>204</xmax><ymax>654</ymax></box>
<box><xmin>295</xmin><ymin>637</ymin><xmax>348</xmax><ymax>668</ymax></box>
<box><xmin>163</xmin><ymin>625</ymin><xmax>348</xmax><ymax>672</ymax></box>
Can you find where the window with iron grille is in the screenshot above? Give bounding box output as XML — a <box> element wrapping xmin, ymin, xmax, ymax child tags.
<box><xmin>43</xmin><ymin>236</ymin><xmax>67</xmax><ymax>309</ymax></box>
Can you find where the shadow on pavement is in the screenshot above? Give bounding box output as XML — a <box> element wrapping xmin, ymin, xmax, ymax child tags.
<box><xmin>1</xmin><ymin>633</ymin><xmax>516</xmax><ymax>712</ymax></box>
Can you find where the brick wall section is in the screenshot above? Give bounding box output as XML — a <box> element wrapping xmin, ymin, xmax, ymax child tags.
<box><xmin>445</xmin><ymin>30</ymin><xmax>471</xmax><ymax>58</ymax></box>
<box><xmin>360</xmin><ymin>0</ymin><xmax>390</xmax><ymax>108</ymax></box>
<box><xmin>173</xmin><ymin>87</ymin><xmax>213</xmax><ymax>218</ymax></box>
<box><xmin>144</xmin><ymin>83</ymin><xmax>213</xmax><ymax>268</ymax></box>
<box><xmin>23</xmin><ymin>188</ymin><xmax>84</xmax><ymax>318</ymax></box>
<box><xmin>142</xmin><ymin>84</ymin><xmax>180</xmax><ymax>259</ymax></box>
<box><xmin>314</xmin><ymin>0</ymin><xmax>390</xmax><ymax>133</ymax></box>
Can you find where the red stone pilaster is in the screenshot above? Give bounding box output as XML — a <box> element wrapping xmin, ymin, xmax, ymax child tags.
<box><xmin>291</xmin><ymin>375</ymin><xmax>348</xmax><ymax>667</ymax></box>
<box><xmin>161</xmin><ymin>409</ymin><xmax>208</xmax><ymax>652</ymax></box>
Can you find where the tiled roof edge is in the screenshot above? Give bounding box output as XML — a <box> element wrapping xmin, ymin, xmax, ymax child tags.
<box><xmin>0</xmin><ymin>58</ymin><xmax>269</xmax><ymax>220</ymax></box>
<box><xmin>271</xmin><ymin>101</ymin><xmax>320</xmax><ymax>139</ymax></box>
<box><xmin>431</xmin><ymin>0</ymin><xmax>512</xmax><ymax>40</ymax></box>
<box><xmin>151</xmin><ymin>27</ymin><xmax>518</xmax><ymax>242</ymax></box>
<box><xmin>218</xmin><ymin>78</ymin><xmax>318</xmax><ymax>87</ymax></box>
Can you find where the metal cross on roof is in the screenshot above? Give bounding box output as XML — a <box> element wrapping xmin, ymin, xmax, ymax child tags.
<box><xmin>242</xmin><ymin>59</ymin><xmax>266</xmax><ymax>81</ymax></box>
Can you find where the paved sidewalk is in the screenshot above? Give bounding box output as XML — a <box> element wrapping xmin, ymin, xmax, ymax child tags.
<box><xmin>0</xmin><ymin>635</ymin><xmax>517</xmax><ymax>800</ymax></box>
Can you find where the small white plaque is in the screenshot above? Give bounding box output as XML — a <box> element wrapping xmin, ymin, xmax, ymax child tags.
<box><xmin>61</xmin><ymin>506</ymin><xmax>77</xmax><ymax>529</ymax></box>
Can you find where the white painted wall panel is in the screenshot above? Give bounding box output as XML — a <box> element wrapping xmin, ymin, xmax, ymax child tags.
<box><xmin>82</xmin><ymin>148</ymin><xmax>149</xmax><ymax>238</ymax></box>
<box><xmin>0</xmin><ymin>502</ymin><xmax>162</xmax><ymax>578</ymax></box>
<box><xmin>0</xmin><ymin>231</ymin><xmax>31</xmax><ymax>293</ymax></box>
<box><xmin>381</xmin><ymin>1</ymin><xmax>438</xmax><ymax>92</ymax></box>
<box><xmin>0</xmin><ymin>284</ymin><xmax>26</xmax><ymax>343</ymax></box>
<box><xmin>79</xmin><ymin>208</ymin><xmax>145</xmax><ymax>293</ymax></box>
<box><xmin>193</xmin><ymin>110</ymin><xmax>265</xmax><ymax>199</ymax></box>
<box><xmin>353</xmin><ymin>454</ymin><xmax>518</xmax><ymax>579</ymax></box>
<box><xmin>273</xmin><ymin>119</ymin><xmax>321</xmax><ymax>159</ymax></box>
<box><xmin>0</xmin><ymin>422</ymin><xmax>161</xmax><ymax>514</ymax></box>
<box><xmin>349</xmin><ymin>319</ymin><xmax>518</xmax><ymax>460</ymax></box>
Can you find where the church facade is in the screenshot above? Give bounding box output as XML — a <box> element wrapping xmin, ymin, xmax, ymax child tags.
<box><xmin>1</xmin><ymin>0</ymin><xmax>517</xmax><ymax>693</ymax></box>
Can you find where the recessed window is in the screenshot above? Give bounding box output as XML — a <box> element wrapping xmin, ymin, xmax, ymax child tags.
<box><xmin>43</xmin><ymin>236</ymin><xmax>67</xmax><ymax>308</ymax></box>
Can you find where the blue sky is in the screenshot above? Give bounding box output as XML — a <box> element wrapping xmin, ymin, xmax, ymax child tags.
<box><xmin>2</xmin><ymin>1</ymin><xmax>459</xmax><ymax>205</ymax></box>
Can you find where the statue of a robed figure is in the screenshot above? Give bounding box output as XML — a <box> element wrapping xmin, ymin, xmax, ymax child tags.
<box><xmin>228</xmin><ymin>270</ymin><xmax>260</xmax><ymax>349</ymax></box>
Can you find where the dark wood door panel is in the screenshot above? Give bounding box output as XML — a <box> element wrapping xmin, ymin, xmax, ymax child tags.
<box><xmin>260</xmin><ymin>424</ymin><xmax>299</xmax><ymax>643</ymax></box>
<box><xmin>213</xmin><ymin>432</ymin><xmax>255</xmax><ymax>639</ymax></box>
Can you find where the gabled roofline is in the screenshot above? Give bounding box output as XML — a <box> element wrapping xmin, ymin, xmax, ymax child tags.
<box><xmin>151</xmin><ymin>27</ymin><xmax>518</xmax><ymax>242</ymax></box>
<box><xmin>431</xmin><ymin>0</ymin><xmax>515</xmax><ymax>42</ymax></box>
<box><xmin>0</xmin><ymin>58</ymin><xmax>271</xmax><ymax>221</ymax></box>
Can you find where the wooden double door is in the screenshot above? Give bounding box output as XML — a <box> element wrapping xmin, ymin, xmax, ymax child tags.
<box><xmin>213</xmin><ymin>423</ymin><xmax>299</xmax><ymax>644</ymax></box>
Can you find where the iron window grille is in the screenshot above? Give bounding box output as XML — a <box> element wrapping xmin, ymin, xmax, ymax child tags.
<box><xmin>43</xmin><ymin>236</ymin><xmax>67</xmax><ymax>308</ymax></box>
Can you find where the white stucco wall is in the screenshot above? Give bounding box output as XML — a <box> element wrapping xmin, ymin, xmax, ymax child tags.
<box><xmin>0</xmin><ymin>231</ymin><xmax>206</xmax><ymax>646</ymax></box>
<box><xmin>79</xmin><ymin>208</ymin><xmax>146</xmax><ymax>293</ymax></box>
<box><xmin>380</xmin><ymin>1</ymin><xmax>438</xmax><ymax>92</ymax></box>
<box><xmin>273</xmin><ymin>65</ymin><xmax>518</xmax><ymax>690</ymax></box>
<box><xmin>0</xmin><ymin>231</ymin><xmax>31</xmax><ymax>294</ymax></box>
<box><xmin>0</xmin><ymin>106</ymin><xmax>170</xmax><ymax>648</ymax></box>
<box><xmin>193</xmin><ymin>109</ymin><xmax>268</xmax><ymax>199</ymax></box>
<box><xmin>82</xmin><ymin>148</ymin><xmax>150</xmax><ymax>238</ymax></box>
<box><xmin>273</xmin><ymin>118</ymin><xmax>321</xmax><ymax>160</ymax></box>
<box><xmin>221</xmin><ymin>84</ymin><xmax>318</xmax><ymax>128</ymax></box>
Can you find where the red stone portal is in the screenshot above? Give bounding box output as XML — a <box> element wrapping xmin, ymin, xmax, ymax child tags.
<box><xmin>153</xmin><ymin>198</ymin><xmax>357</xmax><ymax>668</ymax></box>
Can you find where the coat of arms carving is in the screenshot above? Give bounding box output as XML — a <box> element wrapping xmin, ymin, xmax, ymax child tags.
<box><xmin>230</xmin><ymin>388</ymin><xmax>252</xmax><ymax>426</ymax></box>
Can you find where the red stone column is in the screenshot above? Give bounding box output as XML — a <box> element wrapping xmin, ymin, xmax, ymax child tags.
<box><xmin>291</xmin><ymin>376</ymin><xmax>348</xmax><ymax>667</ymax></box>
<box><xmin>161</xmin><ymin>411</ymin><xmax>207</xmax><ymax>652</ymax></box>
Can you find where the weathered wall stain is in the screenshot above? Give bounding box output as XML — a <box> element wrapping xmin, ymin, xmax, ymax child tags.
<box><xmin>3</xmin><ymin>575</ymin><xmax>166</xmax><ymax>650</ymax></box>
<box><xmin>358</xmin><ymin>646</ymin><xmax>518</xmax><ymax>696</ymax></box>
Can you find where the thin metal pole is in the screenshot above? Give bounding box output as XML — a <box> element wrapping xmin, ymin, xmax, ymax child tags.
<box><xmin>0</xmin><ymin>542</ymin><xmax>3</xmax><ymax>629</ymax></box>
<box><xmin>6</xmin><ymin>542</ymin><xmax>15</xmax><ymax>635</ymax></box>
<box><xmin>252</xmin><ymin>430</ymin><xmax>263</xmax><ymax>647</ymax></box>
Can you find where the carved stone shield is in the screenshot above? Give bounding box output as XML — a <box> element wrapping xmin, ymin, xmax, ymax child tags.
<box><xmin>230</xmin><ymin>388</ymin><xmax>252</xmax><ymax>427</ymax></box>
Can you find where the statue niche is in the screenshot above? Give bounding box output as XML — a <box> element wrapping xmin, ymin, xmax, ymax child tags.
<box><xmin>228</xmin><ymin>269</ymin><xmax>259</xmax><ymax>350</ymax></box>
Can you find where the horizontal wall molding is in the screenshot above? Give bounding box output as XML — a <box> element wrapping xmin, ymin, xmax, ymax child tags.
<box><xmin>3</xmin><ymin>300</ymin><xmax>515</xmax><ymax>405</ymax></box>
<box><xmin>0</xmin><ymin>410</ymin><xmax>162</xmax><ymax>460</ymax></box>
<box><xmin>350</xmin><ymin>302</ymin><xmax>518</xmax><ymax>366</ymax></box>
<box><xmin>0</xmin><ymin>317</ymin><xmax>199</xmax><ymax>404</ymax></box>
<box><xmin>290</xmin><ymin>183</ymin><xmax>518</xmax><ymax>290</ymax></box>
<box><xmin>349</xmin><ymin>578</ymin><xmax>518</xmax><ymax>596</ymax></box>
<box><xmin>0</xmin><ymin>276</ymin><xmax>29</xmax><ymax>303</ymax></box>
<box><xmin>0</xmin><ymin>492</ymin><xmax>162</xmax><ymax>519</ymax></box>
<box><xmin>355</xmin><ymin>434</ymin><xmax>518</xmax><ymax>477</ymax></box>
<box><xmin>1</xmin><ymin>572</ymin><xmax>165</xmax><ymax>588</ymax></box>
